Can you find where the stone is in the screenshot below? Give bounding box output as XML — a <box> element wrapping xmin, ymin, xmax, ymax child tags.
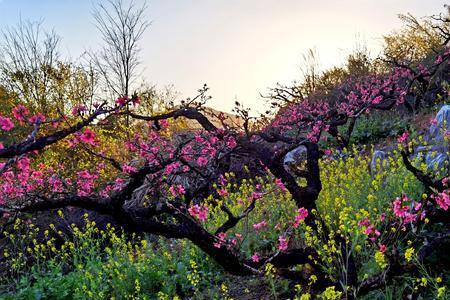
<box><xmin>284</xmin><ymin>145</ymin><xmax>307</xmax><ymax>166</ymax></box>
<box><xmin>370</xmin><ymin>150</ymin><xmax>387</xmax><ymax>175</ymax></box>
<box><xmin>421</xmin><ymin>105</ymin><xmax>450</xmax><ymax>176</ymax></box>
<box><xmin>428</xmin><ymin>104</ymin><xmax>450</xmax><ymax>144</ymax></box>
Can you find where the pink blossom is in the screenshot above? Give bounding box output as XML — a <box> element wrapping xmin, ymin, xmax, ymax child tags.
<box><xmin>278</xmin><ymin>236</ymin><xmax>288</xmax><ymax>251</ymax></box>
<box><xmin>0</xmin><ymin>116</ymin><xmax>14</xmax><ymax>131</ymax></box>
<box><xmin>79</xmin><ymin>128</ymin><xmax>96</xmax><ymax>145</ymax></box>
<box><xmin>397</xmin><ymin>132</ymin><xmax>408</xmax><ymax>144</ymax></box>
<box><xmin>76</xmin><ymin>170</ymin><xmax>97</xmax><ymax>196</ymax></box>
<box><xmin>99</xmin><ymin>185</ymin><xmax>113</xmax><ymax>198</ymax></box>
<box><xmin>28</xmin><ymin>113</ymin><xmax>45</xmax><ymax>124</ymax></box>
<box><xmin>218</xmin><ymin>188</ymin><xmax>228</xmax><ymax>197</ymax></box>
<box><xmin>293</xmin><ymin>207</ymin><xmax>308</xmax><ymax>228</ymax></box>
<box><xmin>188</xmin><ymin>204</ymin><xmax>209</xmax><ymax>222</ymax></box>
<box><xmin>414</xmin><ymin>202</ymin><xmax>422</xmax><ymax>211</ymax></box>
<box><xmin>195</xmin><ymin>134</ymin><xmax>205</xmax><ymax>143</ymax></box>
<box><xmin>372</xmin><ymin>95</ymin><xmax>383</xmax><ymax>105</ymax></box>
<box><xmin>150</xmin><ymin>147</ymin><xmax>159</xmax><ymax>154</ymax></box>
<box><xmin>362</xmin><ymin>223</ymin><xmax>381</xmax><ymax>242</ymax></box>
<box><xmin>251</xmin><ymin>253</ymin><xmax>260</xmax><ymax>263</ymax></box>
<box><xmin>160</xmin><ymin>119</ymin><xmax>169</xmax><ymax>129</ymax></box>
<box><xmin>165</xmin><ymin>163</ymin><xmax>177</xmax><ymax>175</ymax></box>
<box><xmin>364</xmin><ymin>225</ymin><xmax>374</xmax><ymax>236</ymax></box>
<box><xmin>434</xmin><ymin>191</ymin><xmax>450</xmax><ymax>210</ymax></box>
<box><xmin>17</xmin><ymin>157</ymin><xmax>30</xmax><ymax>171</ymax></box>
<box><xmin>113</xmin><ymin>178</ymin><xmax>125</xmax><ymax>191</ymax></box>
<box><xmin>116</xmin><ymin>96</ymin><xmax>128</xmax><ymax>106</ymax></box>
<box><xmin>209</xmin><ymin>136</ymin><xmax>219</xmax><ymax>145</ymax></box>
<box><xmin>72</xmin><ymin>104</ymin><xmax>86</xmax><ymax>116</ymax></box>
<box><xmin>275</xmin><ymin>178</ymin><xmax>287</xmax><ymax>192</ymax></box>
<box><xmin>122</xmin><ymin>164</ymin><xmax>136</xmax><ymax>174</ymax></box>
<box><xmin>358</xmin><ymin>217</ymin><xmax>370</xmax><ymax>227</ymax></box>
<box><xmin>169</xmin><ymin>184</ymin><xmax>186</xmax><ymax>197</ymax></box>
<box><xmin>197</xmin><ymin>156</ymin><xmax>208</xmax><ymax>167</ymax></box>
<box><xmin>214</xmin><ymin>232</ymin><xmax>227</xmax><ymax>248</ymax></box>
<box><xmin>379</xmin><ymin>244</ymin><xmax>387</xmax><ymax>253</ymax></box>
<box><xmin>393</xmin><ymin>193</ymin><xmax>420</xmax><ymax>223</ymax></box>
<box><xmin>249</xmin><ymin>191</ymin><xmax>263</xmax><ymax>201</ymax></box>
<box><xmin>12</xmin><ymin>104</ymin><xmax>29</xmax><ymax>123</ymax></box>
<box><xmin>226</xmin><ymin>136</ymin><xmax>237</xmax><ymax>149</ymax></box>
<box><xmin>66</xmin><ymin>137</ymin><xmax>80</xmax><ymax>148</ymax></box>
<box><xmin>252</xmin><ymin>220</ymin><xmax>268</xmax><ymax>230</ymax></box>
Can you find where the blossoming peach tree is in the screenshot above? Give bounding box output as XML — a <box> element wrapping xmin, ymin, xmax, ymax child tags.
<box><xmin>1</xmin><ymin>48</ymin><xmax>450</xmax><ymax>298</ymax></box>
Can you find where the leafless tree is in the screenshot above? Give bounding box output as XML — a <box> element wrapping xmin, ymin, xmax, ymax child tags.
<box><xmin>0</xmin><ymin>20</ymin><xmax>60</xmax><ymax>113</ymax></box>
<box><xmin>91</xmin><ymin>0</ymin><xmax>149</xmax><ymax>107</ymax></box>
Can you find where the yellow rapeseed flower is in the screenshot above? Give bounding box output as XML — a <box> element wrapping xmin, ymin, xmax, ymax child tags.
<box><xmin>405</xmin><ymin>247</ymin><xmax>415</xmax><ymax>262</ymax></box>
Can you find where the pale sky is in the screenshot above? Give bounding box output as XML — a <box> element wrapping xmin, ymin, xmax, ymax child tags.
<box><xmin>0</xmin><ymin>0</ymin><xmax>448</xmax><ymax>112</ymax></box>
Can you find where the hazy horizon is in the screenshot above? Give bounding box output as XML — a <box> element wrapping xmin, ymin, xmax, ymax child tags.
<box><xmin>0</xmin><ymin>0</ymin><xmax>448</xmax><ymax>113</ymax></box>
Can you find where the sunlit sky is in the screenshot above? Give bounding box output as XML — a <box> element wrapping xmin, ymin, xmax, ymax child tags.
<box><xmin>0</xmin><ymin>0</ymin><xmax>448</xmax><ymax>112</ymax></box>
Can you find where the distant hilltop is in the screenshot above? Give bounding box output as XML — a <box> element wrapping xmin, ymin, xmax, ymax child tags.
<box><xmin>179</xmin><ymin>106</ymin><xmax>244</xmax><ymax>130</ymax></box>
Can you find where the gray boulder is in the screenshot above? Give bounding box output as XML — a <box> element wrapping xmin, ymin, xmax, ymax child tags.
<box><xmin>429</xmin><ymin>105</ymin><xmax>450</xmax><ymax>144</ymax></box>
<box><xmin>421</xmin><ymin>105</ymin><xmax>450</xmax><ymax>175</ymax></box>
<box><xmin>370</xmin><ymin>150</ymin><xmax>388</xmax><ymax>176</ymax></box>
<box><xmin>284</xmin><ymin>145</ymin><xmax>308</xmax><ymax>173</ymax></box>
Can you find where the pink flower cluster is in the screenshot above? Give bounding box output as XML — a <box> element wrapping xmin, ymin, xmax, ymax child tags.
<box><xmin>249</xmin><ymin>191</ymin><xmax>263</xmax><ymax>201</ymax></box>
<box><xmin>122</xmin><ymin>164</ymin><xmax>137</xmax><ymax>174</ymax></box>
<box><xmin>358</xmin><ymin>217</ymin><xmax>380</xmax><ymax>242</ymax></box>
<box><xmin>79</xmin><ymin>128</ymin><xmax>96</xmax><ymax>145</ymax></box>
<box><xmin>12</xmin><ymin>104</ymin><xmax>29</xmax><ymax>123</ymax></box>
<box><xmin>76</xmin><ymin>170</ymin><xmax>98</xmax><ymax>196</ymax></box>
<box><xmin>28</xmin><ymin>113</ymin><xmax>45</xmax><ymax>124</ymax></box>
<box><xmin>169</xmin><ymin>184</ymin><xmax>186</xmax><ymax>197</ymax></box>
<box><xmin>252</xmin><ymin>220</ymin><xmax>268</xmax><ymax>230</ymax></box>
<box><xmin>275</xmin><ymin>178</ymin><xmax>287</xmax><ymax>193</ymax></box>
<box><xmin>0</xmin><ymin>158</ymin><xmax>56</xmax><ymax>203</ymax></box>
<box><xmin>278</xmin><ymin>235</ymin><xmax>288</xmax><ymax>251</ymax></box>
<box><xmin>48</xmin><ymin>175</ymin><xmax>64</xmax><ymax>193</ymax></box>
<box><xmin>69</xmin><ymin>128</ymin><xmax>97</xmax><ymax>147</ymax></box>
<box><xmin>217</xmin><ymin>188</ymin><xmax>228</xmax><ymax>197</ymax></box>
<box><xmin>225</xmin><ymin>136</ymin><xmax>237</xmax><ymax>149</ymax></box>
<box><xmin>72</xmin><ymin>104</ymin><xmax>86</xmax><ymax>116</ymax></box>
<box><xmin>116</xmin><ymin>96</ymin><xmax>129</xmax><ymax>106</ymax></box>
<box><xmin>393</xmin><ymin>193</ymin><xmax>424</xmax><ymax>224</ymax></box>
<box><xmin>433</xmin><ymin>190</ymin><xmax>450</xmax><ymax>210</ymax></box>
<box><xmin>363</xmin><ymin>225</ymin><xmax>381</xmax><ymax>242</ymax></box>
<box><xmin>188</xmin><ymin>204</ymin><xmax>208</xmax><ymax>222</ymax></box>
<box><xmin>293</xmin><ymin>207</ymin><xmax>308</xmax><ymax>228</ymax></box>
<box><xmin>251</xmin><ymin>252</ymin><xmax>261</xmax><ymax>263</ymax></box>
<box><xmin>214</xmin><ymin>232</ymin><xmax>227</xmax><ymax>248</ymax></box>
<box><xmin>197</xmin><ymin>156</ymin><xmax>208</xmax><ymax>166</ymax></box>
<box><xmin>397</xmin><ymin>132</ymin><xmax>408</xmax><ymax>144</ymax></box>
<box><xmin>0</xmin><ymin>115</ymin><xmax>14</xmax><ymax>131</ymax></box>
